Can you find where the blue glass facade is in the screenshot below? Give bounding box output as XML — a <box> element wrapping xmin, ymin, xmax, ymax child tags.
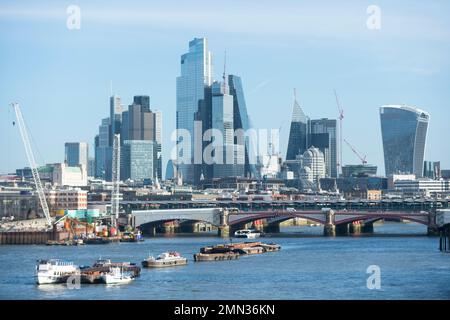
<box><xmin>121</xmin><ymin>140</ymin><xmax>155</xmax><ymax>181</ymax></box>
<box><xmin>380</xmin><ymin>105</ymin><xmax>429</xmax><ymax>177</ymax></box>
<box><xmin>229</xmin><ymin>75</ymin><xmax>257</xmax><ymax>178</ymax></box>
<box><xmin>286</xmin><ymin>99</ymin><xmax>308</xmax><ymax>161</ymax></box>
<box><xmin>176</xmin><ymin>38</ymin><xmax>212</xmax><ymax>183</ymax></box>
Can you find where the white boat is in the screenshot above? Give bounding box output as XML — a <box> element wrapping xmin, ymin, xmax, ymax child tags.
<box><xmin>101</xmin><ymin>267</ymin><xmax>134</xmax><ymax>284</ymax></box>
<box><xmin>36</xmin><ymin>259</ymin><xmax>78</xmax><ymax>285</ymax></box>
<box><xmin>142</xmin><ymin>251</ymin><xmax>188</xmax><ymax>268</ymax></box>
<box><xmin>234</xmin><ymin>229</ymin><xmax>261</xmax><ymax>239</ymax></box>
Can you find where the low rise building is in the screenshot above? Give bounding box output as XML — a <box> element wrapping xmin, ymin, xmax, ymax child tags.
<box><xmin>45</xmin><ymin>189</ymin><xmax>88</xmax><ymax>211</ymax></box>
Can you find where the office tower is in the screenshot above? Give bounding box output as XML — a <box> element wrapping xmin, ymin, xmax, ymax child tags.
<box><xmin>133</xmin><ymin>95</ymin><xmax>150</xmax><ymax>111</ymax></box>
<box><xmin>423</xmin><ymin>161</ymin><xmax>441</xmax><ymax>180</ymax></box>
<box><xmin>300</xmin><ymin>147</ymin><xmax>325</xmax><ymax>183</ymax></box>
<box><xmin>65</xmin><ymin>142</ymin><xmax>88</xmax><ymax>169</ymax></box>
<box><xmin>210</xmin><ymin>80</ymin><xmax>244</xmax><ymax>179</ymax></box>
<box><xmin>194</xmin><ymin>86</ymin><xmax>213</xmax><ymax>183</ymax></box>
<box><xmin>228</xmin><ymin>74</ymin><xmax>257</xmax><ymax>178</ymax></box>
<box><xmin>286</xmin><ymin>95</ymin><xmax>308</xmax><ymax>161</ymax></box>
<box><xmin>88</xmin><ymin>158</ymin><xmax>95</xmax><ymax>177</ymax></box>
<box><xmin>308</xmin><ymin>118</ymin><xmax>337</xmax><ymax>178</ymax></box>
<box><xmin>121</xmin><ymin>110</ymin><xmax>129</xmax><ymax>144</ymax></box>
<box><xmin>121</xmin><ymin>95</ymin><xmax>161</xmax><ymax>181</ymax></box>
<box><xmin>110</xmin><ymin>95</ymin><xmax>122</xmax><ymax>146</ymax></box>
<box><xmin>176</xmin><ymin>37</ymin><xmax>213</xmax><ymax>183</ymax></box>
<box><xmin>380</xmin><ymin>105</ymin><xmax>429</xmax><ymax>177</ymax></box>
<box><xmin>121</xmin><ymin>140</ymin><xmax>156</xmax><ymax>181</ymax></box>
<box><xmin>95</xmin><ymin>117</ymin><xmax>112</xmax><ymax>180</ymax></box>
<box><xmin>153</xmin><ymin>110</ymin><xmax>163</xmax><ymax>180</ymax></box>
<box><xmin>128</xmin><ymin>101</ymin><xmax>155</xmax><ymax>141</ymax></box>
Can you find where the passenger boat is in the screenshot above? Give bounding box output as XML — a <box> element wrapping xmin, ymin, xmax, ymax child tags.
<box><xmin>36</xmin><ymin>259</ymin><xmax>78</xmax><ymax>285</ymax></box>
<box><xmin>101</xmin><ymin>267</ymin><xmax>134</xmax><ymax>285</ymax></box>
<box><xmin>142</xmin><ymin>252</ymin><xmax>188</xmax><ymax>268</ymax></box>
<box><xmin>234</xmin><ymin>229</ymin><xmax>261</xmax><ymax>239</ymax></box>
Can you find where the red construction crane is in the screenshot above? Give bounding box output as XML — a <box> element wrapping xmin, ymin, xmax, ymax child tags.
<box><xmin>343</xmin><ymin>139</ymin><xmax>367</xmax><ymax>165</ymax></box>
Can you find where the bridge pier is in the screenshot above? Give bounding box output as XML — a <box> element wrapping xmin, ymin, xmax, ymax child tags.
<box><xmin>323</xmin><ymin>224</ymin><xmax>336</xmax><ymax>237</ymax></box>
<box><xmin>218</xmin><ymin>225</ymin><xmax>230</xmax><ymax>238</ymax></box>
<box><xmin>323</xmin><ymin>209</ymin><xmax>336</xmax><ymax>236</ymax></box>
<box><xmin>348</xmin><ymin>222</ymin><xmax>361</xmax><ymax>235</ymax></box>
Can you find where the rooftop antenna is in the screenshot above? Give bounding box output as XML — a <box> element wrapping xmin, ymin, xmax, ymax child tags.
<box><xmin>223</xmin><ymin>50</ymin><xmax>227</xmax><ymax>83</ymax></box>
<box><xmin>222</xmin><ymin>50</ymin><xmax>228</xmax><ymax>94</ymax></box>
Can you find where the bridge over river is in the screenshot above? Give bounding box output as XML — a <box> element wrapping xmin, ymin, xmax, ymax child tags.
<box><xmin>129</xmin><ymin>207</ymin><xmax>438</xmax><ymax>237</ymax></box>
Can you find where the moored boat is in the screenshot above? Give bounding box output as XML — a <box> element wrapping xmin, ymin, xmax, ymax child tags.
<box><xmin>260</xmin><ymin>243</ymin><xmax>282</xmax><ymax>252</ymax></box>
<box><xmin>142</xmin><ymin>252</ymin><xmax>188</xmax><ymax>268</ymax></box>
<box><xmin>234</xmin><ymin>229</ymin><xmax>262</xmax><ymax>239</ymax></box>
<box><xmin>36</xmin><ymin>259</ymin><xmax>79</xmax><ymax>285</ymax></box>
<box><xmin>101</xmin><ymin>267</ymin><xmax>134</xmax><ymax>285</ymax></box>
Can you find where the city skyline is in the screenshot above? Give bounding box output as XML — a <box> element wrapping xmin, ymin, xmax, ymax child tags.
<box><xmin>1</xmin><ymin>0</ymin><xmax>450</xmax><ymax>175</ymax></box>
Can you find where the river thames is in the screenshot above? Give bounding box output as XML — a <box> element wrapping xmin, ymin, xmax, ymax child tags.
<box><xmin>0</xmin><ymin>222</ymin><xmax>449</xmax><ymax>300</ymax></box>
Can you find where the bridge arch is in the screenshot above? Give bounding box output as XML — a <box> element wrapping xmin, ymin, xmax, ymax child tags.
<box><xmin>335</xmin><ymin>214</ymin><xmax>429</xmax><ymax>226</ymax></box>
<box><xmin>131</xmin><ymin>208</ymin><xmax>222</xmax><ymax>228</ymax></box>
<box><xmin>228</xmin><ymin>212</ymin><xmax>326</xmax><ymax>227</ymax></box>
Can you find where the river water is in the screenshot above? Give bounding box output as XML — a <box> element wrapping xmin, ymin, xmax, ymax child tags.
<box><xmin>0</xmin><ymin>222</ymin><xmax>449</xmax><ymax>300</ymax></box>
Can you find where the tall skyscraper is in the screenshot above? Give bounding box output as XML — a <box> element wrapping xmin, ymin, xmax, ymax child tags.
<box><xmin>95</xmin><ymin>117</ymin><xmax>112</xmax><ymax>180</ymax></box>
<box><xmin>110</xmin><ymin>95</ymin><xmax>122</xmax><ymax>146</ymax></box>
<box><xmin>286</xmin><ymin>95</ymin><xmax>308</xmax><ymax>161</ymax></box>
<box><xmin>229</xmin><ymin>74</ymin><xmax>257</xmax><ymax>178</ymax></box>
<box><xmin>380</xmin><ymin>105</ymin><xmax>429</xmax><ymax>177</ymax></box>
<box><xmin>176</xmin><ymin>37</ymin><xmax>213</xmax><ymax>183</ymax></box>
<box><xmin>120</xmin><ymin>95</ymin><xmax>162</xmax><ymax>181</ymax></box>
<box><xmin>210</xmin><ymin>80</ymin><xmax>244</xmax><ymax>179</ymax></box>
<box><xmin>308</xmin><ymin>118</ymin><xmax>337</xmax><ymax>178</ymax></box>
<box><xmin>65</xmin><ymin>142</ymin><xmax>88</xmax><ymax>169</ymax></box>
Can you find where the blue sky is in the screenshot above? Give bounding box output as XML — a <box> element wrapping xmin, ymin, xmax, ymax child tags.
<box><xmin>1</xmin><ymin>0</ymin><xmax>449</xmax><ymax>176</ymax></box>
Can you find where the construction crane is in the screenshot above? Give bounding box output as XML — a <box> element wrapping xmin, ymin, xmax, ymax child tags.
<box><xmin>111</xmin><ymin>133</ymin><xmax>120</xmax><ymax>228</ymax></box>
<box><xmin>334</xmin><ymin>90</ymin><xmax>344</xmax><ymax>176</ymax></box>
<box><xmin>11</xmin><ymin>103</ymin><xmax>52</xmax><ymax>227</ymax></box>
<box><xmin>343</xmin><ymin>139</ymin><xmax>367</xmax><ymax>165</ymax></box>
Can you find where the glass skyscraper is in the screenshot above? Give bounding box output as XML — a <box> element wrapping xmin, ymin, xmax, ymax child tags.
<box><xmin>65</xmin><ymin>142</ymin><xmax>88</xmax><ymax>169</ymax></box>
<box><xmin>286</xmin><ymin>97</ymin><xmax>308</xmax><ymax>161</ymax></box>
<box><xmin>210</xmin><ymin>80</ymin><xmax>244</xmax><ymax>178</ymax></box>
<box><xmin>110</xmin><ymin>95</ymin><xmax>122</xmax><ymax>146</ymax></box>
<box><xmin>380</xmin><ymin>105</ymin><xmax>429</xmax><ymax>177</ymax></box>
<box><xmin>121</xmin><ymin>140</ymin><xmax>156</xmax><ymax>181</ymax></box>
<box><xmin>95</xmin><ymin>117</ymin><xmax>112</xmax><ymax>180</ymax></box>
<box><xmin>176</xmin><ymin>38</ymin><xmax>213</xmax><ymax>183</ymax></box>
<box><xmin>308</xmin><ymin>118</ymin><xmax>337</xmax><ymax>178</ymax></box>
<box><xmin>229</xmin><ymin>74</ymin><xmax>257</xmax><ymax>178</ymax></box>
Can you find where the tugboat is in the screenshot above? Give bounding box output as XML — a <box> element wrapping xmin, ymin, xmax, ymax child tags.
<box><xmin>142</xmin><ymin>252</ymin><xmax>188</xmax><ymax>268</ymax></box>
<box><xmin>36</xmin><ymin>259</ymin><xmax>79</xmax><ymax>285</ymax></box>
<box><xmin>234</xmin><ymin>229</ymin><xmax>262</xmax><ymax>239</ymax></box>
<box><xmin>101</xmin><ymin>267</ymin><xmax>134</xmax><ymax>285</ymax></box>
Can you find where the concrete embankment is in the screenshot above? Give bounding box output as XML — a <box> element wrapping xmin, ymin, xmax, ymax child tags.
<box><xmin>0</xmin><ymin>231</ymin><xmax>68</xmax><ymax>245</ymax></box>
